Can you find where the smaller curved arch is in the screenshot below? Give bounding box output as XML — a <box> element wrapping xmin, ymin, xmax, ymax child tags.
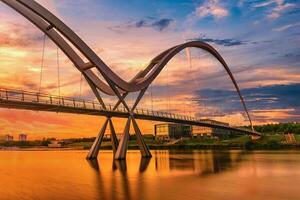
<box><xmin>137</xmin><ymin>42</ymin><xmax>254</xmax><ymax>130</ymax></box>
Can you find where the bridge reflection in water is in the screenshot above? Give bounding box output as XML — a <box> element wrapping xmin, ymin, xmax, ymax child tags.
<box><xmin>1</xmin><ymin>150</ymin><xmax>300</xmax><ymax>200</ymax></box>
<box><xmin>86</xmin><ymin>150</ymin><xmax>245</xmax><ymax>200</ymax></box>
<box><xmin>153</xmin><ymin>150</ymin><xmax>243</xmax><ymax>175</ymax></box>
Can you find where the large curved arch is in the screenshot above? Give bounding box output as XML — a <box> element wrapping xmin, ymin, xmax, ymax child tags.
<box><xmin>0</xmin><ymin>0</ymin><xmax>254</xmax><ymax>129</ymax></box>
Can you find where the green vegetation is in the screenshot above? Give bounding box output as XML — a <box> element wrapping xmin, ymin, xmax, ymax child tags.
<box><xmin>251</xmin><ymin>122</ymin><xmax>300</xmax><ymax>134</ymax></box>
<box><xmin>0</xmin><ymin>140</ymin><xmax>50</xmax><ymax>148</ymax></box>
<box><xmin>1</xmin><ymin>133</ymin><xmax>299</xmax><ymax>150</ymax></box>
<box><xmin>148</xmin><ymin>134</ymin><xmax>298</xmax><ymax>150</ymax></box>
<box><xmin>295</xmin><ymin>135</ymin><xmax>300</xmax><ymax>143</ymax></box>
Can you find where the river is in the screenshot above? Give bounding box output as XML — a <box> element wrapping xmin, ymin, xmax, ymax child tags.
<box><xmin>0</xmin><ymin>150</ymin><xmax>299</xmax><ymax>200</ymax></box>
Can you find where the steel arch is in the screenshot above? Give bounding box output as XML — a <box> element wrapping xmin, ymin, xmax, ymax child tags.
<box><xmin>0</xmin><ymin>0</ymin><xmax>255</xmax><ymax>159</ymax></box>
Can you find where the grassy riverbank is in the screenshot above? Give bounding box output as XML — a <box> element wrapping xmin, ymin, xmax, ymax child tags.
<box><xmin>1</xmin><ymin>134</ymin><xmax>300</xmax><ymax>150</ymax></box>
<box><xmin>65</xmin><ymin>134</ymin><xmax>300</xmax><ymax>150</ymax></box>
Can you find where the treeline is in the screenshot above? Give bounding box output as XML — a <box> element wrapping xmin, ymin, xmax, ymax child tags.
<box><xmin>61</xmin><ymin>137</ymin><xmax>96</xmax><ymax>143</ymax></box>
<box><xmin>0</xmin><ymin>140</ymin><xmax>50</xmax><ymax>147</ymax></box>
<box><xmin>253</xmin><ymin>123</ymin><xmax>300</xmax><ymax>134</ymax></box>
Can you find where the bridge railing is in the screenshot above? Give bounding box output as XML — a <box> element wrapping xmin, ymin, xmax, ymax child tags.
<box><xmin>0</xmin><ymin>88</ymin><xmax>197</xmax><ymax>121</ymax></box>
<box><xmin>0</xmin><ymin>88</ymin><xmax>104</xmax><ymax>110</ymax></box>
<box><xmin>0</xmin><ymin>88</ymin><xmax>257</xmax><ymax>134</ymax></box>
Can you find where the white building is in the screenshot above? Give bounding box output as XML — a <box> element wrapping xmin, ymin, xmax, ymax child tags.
<box><xmin>5</xmin><ymin>134</ymin><xmax>14</xmax><ymax>141</ymax></box>
<box><xmin>19</xmin><ymin>134</ymin><xmax>27</xmax><ymax>141</ymax></box>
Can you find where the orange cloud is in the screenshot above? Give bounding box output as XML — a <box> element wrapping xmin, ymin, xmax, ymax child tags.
<box><xmin>252</xmin><ymin>109</ymin><xmax>300</xmax><ymax>124</ymax></box>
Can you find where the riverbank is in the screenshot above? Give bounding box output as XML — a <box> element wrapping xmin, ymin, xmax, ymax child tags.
<box><xmin>0</xmin><ymin>146</ymin><xmax>84</xmax><ymax>151</ymax></box>
<box><xmin>92</xmin><ymin>135</ymin><xmax>300</xmax><ymax>150</ymax></box>
<box><xmin>2</xmin><ymin>134</ymin><xmax>298</xmax><ymax>151</ymax></box>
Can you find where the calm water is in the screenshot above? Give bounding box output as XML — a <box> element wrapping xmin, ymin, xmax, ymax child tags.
<box><xmin>0</xmin><ymin>150</ymin><xmax>299</xmax><ymax>200</ymax></box>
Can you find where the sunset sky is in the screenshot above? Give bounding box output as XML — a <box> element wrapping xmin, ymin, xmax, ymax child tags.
<box><xmin>0</xmin><ymin>0</ymin><xmax>299</xmax><ymax>139</ymax></box>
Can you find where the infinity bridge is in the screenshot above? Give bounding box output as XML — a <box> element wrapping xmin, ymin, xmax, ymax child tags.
<box><xmin>0</xmin><ymin>88</ymin><xmax>259</xmax><ymax>135</ymax></box>
<box><xmin>0</xmin><ymin>0</ymin><xmax>260</xmax><ymax>160</ymax></box>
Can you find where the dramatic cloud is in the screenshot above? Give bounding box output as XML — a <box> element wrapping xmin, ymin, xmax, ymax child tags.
<box><xmin>253</xmin><ymin>1</ymin><xmax>276</xmax><ymax>8</ymax></box>
<box><xmin>108</xmin><ymin>17</ymin><xmax>174</xmax><ymax>33</ymax></box>
<box><xmin>195</xmin><ymin>0</ymin><xmax>228</xmax><ymax>19</ymax></box>
<box><xmin>274</xmin><ymin>22</ymin><xmax>300</xmax><ymax>31</ymax></box>
<box><xmin>190</xmin><ymin>36</ymin><xmax>245</xmax><ymax>46</ymax></box>
<box><xmin>195</xmin><ymin>83</ymin><xmax>300</xmax><ymax>122</ymax></box>
<box><xmin>251</xmin><ymin>109</ymin><xmax>299</xmax><ymax>123</ymax></box>
<box><xmin>0</xmin><ymin>22</ymin><xmax>43</xmax><ymax>48</ymax></box>
<box><xmin>151</xmin><ymin>19</ymin><xmax>174</xmax><ymax>31</ymax></box>
<box><xmin>253</xmin><ymin>0</ymin><xmax>295</xmax><ymax>19</ymax></box>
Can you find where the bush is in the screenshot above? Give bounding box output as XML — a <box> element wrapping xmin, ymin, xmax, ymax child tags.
<box><xmin>265</xmin><ymin>140</ymin><xmax>281</xmax><ymax>149</ymax></box>
<box><xmin>244</xmin><ymin>140</ymin><xmax>255</xmax><ymax>150</ymax></box>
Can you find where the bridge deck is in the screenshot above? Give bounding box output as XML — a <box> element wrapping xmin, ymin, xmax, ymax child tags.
<box><xmin>0</xmin><ymin>89</ymin><xmax>260</xmax><ymax>136</ymax></box>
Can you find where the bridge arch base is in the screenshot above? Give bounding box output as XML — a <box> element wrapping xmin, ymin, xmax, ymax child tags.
<box><xmin>86</xmin><ymin>87</ymin><xmax>152</xmax><ymax>160</ymax></box>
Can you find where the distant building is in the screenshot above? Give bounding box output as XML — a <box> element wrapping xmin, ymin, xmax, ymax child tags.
<box><xmin>103</xmin><ymin>134</ymin><xmax>120</xmax><ymax>140</ymax></box>
<box><xmin>5</xmin><ymin>135</ymin><xmax>14</xmax><ymax>141</ymax></box>
<box><xmin>19</xmin><ymin>134</ymin><xmax>27</xmax><ymax>141</ymax></box>
<box><xmin>192</xmin><ymin>126</ymin><xmax>212</xmax><ymax>136</ymax></box>
<box><xmin>115</xmin><ymin>134</ymin><xmax>124</xmax><ymax>140</ymax></box>
<box><xmin>155</xmin><ymin>120</ymin><xmax>232</xmax><ymax>139</ymax></box>
<box><xmin>103</xmin><ymin>134</ymin><xmax>110</xmax><ymax>140</ymax></box>
<box><xmin>193</xmin><ymin>119</ymin><xmax>231</xmax><ymax>137</ymax></box>
<box><xmin>154</xmin><ymin>123</ymin><xmax>191</xmax><ymax>139</ymax></box>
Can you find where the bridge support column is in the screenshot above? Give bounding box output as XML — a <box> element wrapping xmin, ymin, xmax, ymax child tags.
<box><xmin>86</xmin><ymin>79</ymin><xmax>152</xmax><ymax>160</ymax></box>
<box><xmin>114</xmin><ymin>117</ymin><xmax>131</xmax><ymax>160</ymax></box>
<box><xmin>86</xmin><ymin>117</ymin><xmax>120</xmax><ymax>160</ymax></box>
<box><xmin>114</xmin><ymin>116</ymin><xmax>152</xmax><ymax>160</ymax></box>
<box><xmin>109</xmin><ymin>118</ymin><xmax>119</xmax><ymax>155</ymax></box>
<box><xmin>113</xmin><ymin>87</ymin><xmax>152</xmax><ymax>160</ymax></box>
<box><xmin>132</xmin><ymin>117</ymin><xmax>151</xmax><ymax>158</ymax></box>
<box><xmin>86</xmin><ymin>119</ymin><xmax>109</xmax><ymax>160</ymax></box>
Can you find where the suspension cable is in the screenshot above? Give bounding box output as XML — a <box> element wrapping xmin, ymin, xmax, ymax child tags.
<box><xmin>79</xmin><ymin>73</ymin><xmax>83</xmax><ymax>99</ymax></box>
<box><xmin>186</xmin><ymin>47</ymin><xmax>212</xmax><ymax>119</ymax></box>
<box><xmin>187</xmin><ymin>49</ymin><xmax>192</xmax><ymax>117</ymax></box>
<box><xmin>39</xmin><ymin>34</ymin><xmax>46</xmax><ymax>93</ymax></box>
<box><xmin>183</xmin><ymin>35</ymin><xmax>194</xmax><ymax>117</ymax></box>
<box><xmin>166</xmin><ymin>66</ymin><xmax>170</xmax><ymax>113</ymax></box>
<box><xmin>150</xmin><ymin>84</ymin><xmax>153</xmax><ymax>111</ymax></box>
<box><xmin>56</xmin><ymin>46</ymin><xmax>61</xmax><ymax>97</ymax></box>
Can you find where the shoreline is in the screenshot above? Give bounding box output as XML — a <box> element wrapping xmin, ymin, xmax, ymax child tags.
<box><xmin>0</xmin><ymin>147</ymin><xmax>85</xmax><ymax>151</ymax></box>
<box><xmin>1</xmin><ymin>144</ymin><xmax>299</xmax><ymax>151</ymax></box>
<box><xmin>1</xmin><ymin>135</ymin><xmax>300</xmax><ymax>151</ymax></box>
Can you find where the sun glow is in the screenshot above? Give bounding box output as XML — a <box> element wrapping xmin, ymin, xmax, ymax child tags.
<box><xmin>0</xmin><ymin>47</ymin><xmax>27</xmax><ymax>58</ymax></box>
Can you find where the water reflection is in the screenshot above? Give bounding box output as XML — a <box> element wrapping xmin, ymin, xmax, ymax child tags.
<box><xmin>86</xmin><ymin>150</ymin><xmax>246</xmax><ymax>200</ymax></box>
<box><xmin>139</xmin><ymin>158</ymin><xmax>151</xmax><ymax>173</ymax></box>
<box><xmin>1</xmin><ymin>150</ymin><xmax>299</xmax><ymax>200</ymax></box>
<box><xmin>87</xmin><ymin>159</ymin><xmax>100</xmax><ymax>172</ymax></box>
<box><xmin>88</xmin><ymin>150</ymin><xmax>243</xmax><ymax>175</ymax></box>
<box><xmin>113</xmin><ymin>160</ymin><xmax>127</xmax><ymax>172</ymax></box>
<box><xmin>113</xmin><ymin>160</ymin><xmax>131</xmax><ymax>200</ymax></box>
<box><xmin>153</xmin><ymin>150</ymin><xmax>244</xmax><ymax>176</ymax></box>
